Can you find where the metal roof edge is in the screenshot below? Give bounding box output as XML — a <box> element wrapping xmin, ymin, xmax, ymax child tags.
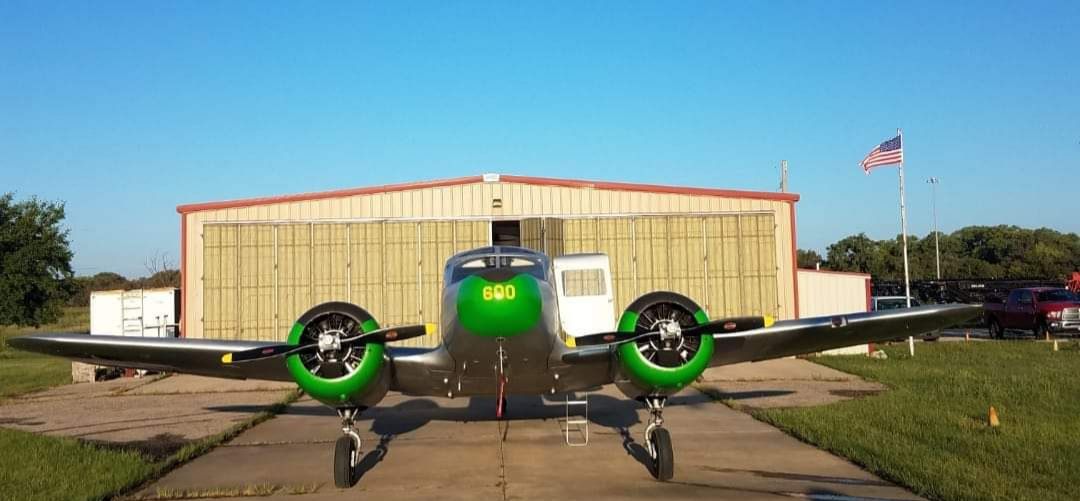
<box><xmin>177</xmin><ymin>173</ymin><xmax>800</xmax><ymax>214</ymax></box>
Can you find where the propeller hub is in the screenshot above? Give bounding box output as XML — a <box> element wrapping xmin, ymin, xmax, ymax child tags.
<box><xmin>658</xmin><ymin>320</ymin><xmax>682</xmax><ymax>342</ymax></box>
<box><xmin>317</xmin><ymin>332</ymin><xmax>343</xmax><ymax>353</ymax></box>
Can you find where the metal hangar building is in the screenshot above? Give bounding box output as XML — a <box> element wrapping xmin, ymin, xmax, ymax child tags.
<box><xmin>177</xmin><ymin>174</ymin><xmax>800</xmax><ymax>346</ymax></box>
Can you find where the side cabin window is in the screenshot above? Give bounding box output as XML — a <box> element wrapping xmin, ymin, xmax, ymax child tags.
<box><xmin>561</xmin><ymin>268</ymin><xmax>607</xmax><ymax>297</ymax></box>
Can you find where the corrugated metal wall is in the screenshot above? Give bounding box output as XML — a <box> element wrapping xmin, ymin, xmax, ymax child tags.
<box><xmin>185</xmin><ymin>180</ymin><xmax>797</xmax><ymax>340</ymax></box>
<box><xmin>796</xmin><ymin>270</ymin><xmax>870</xmax><ymax>317</ymax></box>
<box><xmin>202</xmin><ymin>221</ymin><xmax>487</xmax><ymax>345</ymax></box>
<box><xmin>544</xmin><ymin>214</ymin><xmax>778</xmax><ymax>319</ymax></box>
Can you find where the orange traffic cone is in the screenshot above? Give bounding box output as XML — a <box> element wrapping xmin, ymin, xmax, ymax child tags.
<box><xmin>965</xmin><ymin>330</ymin><xmax>971</xmax><ymax>342</ymax></box>
<box><xmin>988</xmin><ymin>406</ymin><xmax>1000</xmax><ymax>427</ymax></box>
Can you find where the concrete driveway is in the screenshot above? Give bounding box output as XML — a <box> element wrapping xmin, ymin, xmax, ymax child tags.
<box><xmin>133</xmin><ymin>359</ymin><xmax>921</xmax><ymax>501</ymax></box>
<box><xmin>0</xmin><ymin>374</ymin><xmax>294</xmax><ymax>459</ymax></box>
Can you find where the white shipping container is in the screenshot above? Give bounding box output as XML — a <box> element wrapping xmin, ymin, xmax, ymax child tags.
<box><xmin>90</xmin><ymin>288</ymin><xmax>180</xmax><ymax>337</ymax></box>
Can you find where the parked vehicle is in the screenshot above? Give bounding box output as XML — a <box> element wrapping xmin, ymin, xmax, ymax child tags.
<box><xmin>871</xmin><ymin>296</ymin><xmax>939</xmax><ymax>341</ymax></box>
<box><xmin>983</xmin><ymin>288</ymin><xmax>1080</xmax><ymax>338</ymax></box>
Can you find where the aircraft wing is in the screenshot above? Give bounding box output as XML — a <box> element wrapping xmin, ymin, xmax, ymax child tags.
<box><xmin>560</xmin><ymin>303</ymin><xmax>980</xmax><ymax>372</ymax></box>
<box><xmin>6</xmin><ymin>334</ymin><xmax>295</xmax><ymax>381</ymax></box>
<box><xmin>707</xmin><ymin>303</ymin><xmax>979</xmax><ymax>366</ymax></box>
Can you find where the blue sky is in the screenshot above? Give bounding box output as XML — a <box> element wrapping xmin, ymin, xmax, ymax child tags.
<box><xmin>2</xmin><ymin>1</ymin><xmax>1077</xmax><ymax>277</ymax></box>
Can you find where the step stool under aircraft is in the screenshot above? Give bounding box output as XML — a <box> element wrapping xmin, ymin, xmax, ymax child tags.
<box><xmin>9</xmin><ymin>246</ymin><xmax>979</xmax><ymax>487</ymax></box>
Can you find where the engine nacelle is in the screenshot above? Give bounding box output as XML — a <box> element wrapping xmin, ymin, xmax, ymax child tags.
<box><xmin>285</xmin><ymin>302</ymin><xmax>390</xmax><ymax>408</ymax></box>
<box><xmin>614</xmin><ymin>292</ymin><xmax>715</xmax><ymax>398</ymax></box>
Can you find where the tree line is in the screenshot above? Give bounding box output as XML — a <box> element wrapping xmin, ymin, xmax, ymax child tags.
<box><xmin>798</xmin><ymin>225</ymin><xmax>1080</xmax><ymax>281</ymax></box>
<box><xmin>1</xmin><ymin>193</ymin><xmax>179</xmax><ymax>326</ymax></box>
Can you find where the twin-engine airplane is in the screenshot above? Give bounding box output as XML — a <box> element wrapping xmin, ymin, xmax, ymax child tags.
<box><xmin>9</xmin><ymin>246</ymin><xmax>979</xmax><ymax>487</ymax></box>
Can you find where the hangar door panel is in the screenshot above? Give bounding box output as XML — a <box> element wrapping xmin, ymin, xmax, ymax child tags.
<box><xmin>519</xmin><ymin>218</ymin><xmax>544</xmax><ymax>252</ymax></box>
<box><xmin>634</xmin><ymin>216</ymin><xmax>706</xmax><ymax>311</ymax></box>
<box><xmin>312</xmin><ymin>225</ymin><xmax>349</xmax><ymax>306</ymax></box>
<box><xmin>203</xmin><ymin>224</ymin><xmax>238</xmax><ymax>339</ymax></box>
<box><xmin>349</xmin><ymin>222</ymin><xmax>385</xmax><ymax>331</ymax></box>
<box><xmin>276</xmin><ymin>225</ymin><xmax>313</xmax><ymax>337</ymax></box>
<box><xmin>238</xmin><ymin>225</ymin><xmax>274</xmax><ymax>341</ymax></box>
<box><xmin>381</xmin><ymin>222</ymin><xmax>419</xmax><ymax>330</ymax></box>
<box><xmin>704</xmin><ymin>214</ymin><xmax>778</xmax><ymax>318</ymax></box>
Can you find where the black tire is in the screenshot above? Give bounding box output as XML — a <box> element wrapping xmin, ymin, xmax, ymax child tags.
<box><xmin>650</xmin><ymin>428</ymin><xmax>674</xmax><ymax>481</ymax></box>
<box><xmin>1034</xmin><ymin>321</ymin><xmax>1049</xmax><ymax>340</ymax></box>
<box><xmin>334</xmin><ymin>435</ymin><xmax>356</xmax><ymax>488</ymax></box>
<box><xmin>988</xmin><ymin>319</ymin><xmax>1003</xmax><ymax>339</ymax></box>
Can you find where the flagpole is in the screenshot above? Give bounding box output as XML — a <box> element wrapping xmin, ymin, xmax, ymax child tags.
<box><xmin>897</xmin><ymin>128</ymin><xmax>914</xmax><ymax>356</ymax></box>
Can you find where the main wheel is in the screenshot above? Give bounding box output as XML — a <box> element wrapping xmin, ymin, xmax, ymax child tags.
<box><xmin>988</xmin><ymin>319</ymin><xmax>1003</xmax><ymax>339</ymax></box>
<box><xmin>334</xmin><ymin>435</ymin><xmax>356</xmax><ymax>488</ymax></box>
<box><xmin>650</xmin><ymin>428</ymin><xmax>674</xmax><ymax>481</ymax></box>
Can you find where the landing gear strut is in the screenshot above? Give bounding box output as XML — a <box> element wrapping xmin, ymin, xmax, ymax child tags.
<box><xmin>334</xmin><ymin>407</ymin><xmax>363</xmax><ymax>488</ymax></box>
<box><xmin>643</xmin><ymin>396</ymin><xmax>674</xmax><ymax>481</ymax></box>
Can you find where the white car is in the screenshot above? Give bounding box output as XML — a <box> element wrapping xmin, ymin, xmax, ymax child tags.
<box><xmin>871</xmin><ymin>296</ymin><xmax>940</xmax><ymax>341</ymax></box>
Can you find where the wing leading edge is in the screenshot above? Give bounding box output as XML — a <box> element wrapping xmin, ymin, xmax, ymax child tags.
<box><xmin>7</xmin><ymin>334</ymin><xmax>294</xmax><ymax>381</ymax></box>
<box><xmin>709</xmin><ymin>303</ymin><xmax>980</xmax><ymax>366</ymax></box>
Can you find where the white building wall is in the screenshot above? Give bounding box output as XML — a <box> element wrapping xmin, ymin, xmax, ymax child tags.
<box><xmin>797</xmin><ymin>269</ymin><xmax>871</xmax><ymax>355</ymax></box>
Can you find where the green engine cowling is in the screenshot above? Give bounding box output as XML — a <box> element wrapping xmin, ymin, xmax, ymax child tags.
<box><xmin>285</xmin><ymin>302</ymin><xmax>390</xmax><ymax>408</ymax></box>
<box><xmin>615</xmin><ymin>292</ymin><xmax>715</xmax><ymax>398</ymax></box>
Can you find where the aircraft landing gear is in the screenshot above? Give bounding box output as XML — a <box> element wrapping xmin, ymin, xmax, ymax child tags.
<box><xmin>643</xmin><ymin>396</ymin><xmax>674</xmax><ymax>481</ymax></box>
<box><xmin>334</xmin><ymin>407</ymin><xmax>363</xmax><ymax>488</ymax></box>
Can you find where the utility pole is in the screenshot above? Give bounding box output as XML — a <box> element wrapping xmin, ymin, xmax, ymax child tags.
<box><xmin>779</xmin><ymin>160</ymin><xmax>789</xmax><ymax>192</ymax></box>
<box><xmin>927</xmin><ymin>177</ymin><xmax>941</xmax><ymax>279</ymax></box>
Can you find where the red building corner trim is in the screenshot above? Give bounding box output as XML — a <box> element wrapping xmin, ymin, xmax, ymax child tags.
<box><xmin>179</xmin><ymin>213</ymin><xmax>187</xmax><ymax>338</ymax></box>
<box><xmin>789</xmin><ymin>201</ymin><xmax>800</xmax><ymax>319</ymax></box>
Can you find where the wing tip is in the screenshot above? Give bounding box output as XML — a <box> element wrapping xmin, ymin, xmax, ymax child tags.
<box><xmin>764</xmin><ymin>315</ymin><xmax>775</xmax><ymax>327</ymax></box>
<box><xmin>424</xmin><ymin>323</ymin><xmax>436</xmax><ymax>335</ymax></box>
<box><xmin>221</xmin><ymin>353</ymin><xmax>233</xmax><ymax>364</ymax></box>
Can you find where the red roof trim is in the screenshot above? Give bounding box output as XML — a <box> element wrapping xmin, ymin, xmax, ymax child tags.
<box><xmin>176</xmin><ymin>174</ymin><xmax>799</xmax><ymax>214</ymax></box>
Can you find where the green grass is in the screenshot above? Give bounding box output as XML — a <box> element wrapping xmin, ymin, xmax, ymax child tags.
<box><xmin>753</xmin><ymin>342</ymin><xmax>1080</xmax><ymax>501</ymax></box>
<box><xmin>0</xmin><ymin>390</ymin><xmax>300</xmax><ymax>501</ymax></box>
<box><xmin>0</xmin><ymin>307</ymin><xmax>88</xmax><ymax>399</ymax></box>
<box><xmin>0</xmin><ymin>427</ymin><xmax>155</xmax><ymax>501</ymax></box>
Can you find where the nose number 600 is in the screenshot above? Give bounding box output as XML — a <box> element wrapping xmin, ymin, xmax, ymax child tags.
<box><xmin>482</xmin><ymin>284</ymin><xmax>516</xmax><ymax>301</ymax></box>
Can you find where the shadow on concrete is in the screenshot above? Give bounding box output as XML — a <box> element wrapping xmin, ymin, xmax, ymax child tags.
<box><xmin>698</xmin><ymin>389</ymin><xmax>796</xmax><ymax>400</ymax></box>
<box><xmin>87</xmin><ymin>432</ymin><xmax>193</xmax><ymax>461</ymax></box>
<box><xmin>700</xmin><ymin>466</ymin><xmax>893</xmax><ymax>487</ymax></box>
<box><xmin>668</xmin><ymin>480</ymin><xmax>916</xmax><ymax>501</ymax></box>
<box><xmin>204</xmin><ymin>391</ymin><xmax>722</xmax><ymax>480</ymax></box>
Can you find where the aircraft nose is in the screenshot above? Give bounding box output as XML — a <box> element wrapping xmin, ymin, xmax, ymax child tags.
<box><xmin>456</xmin><ymin>272</ymin><xmax>542</xmax><ymax>337</ymax></box>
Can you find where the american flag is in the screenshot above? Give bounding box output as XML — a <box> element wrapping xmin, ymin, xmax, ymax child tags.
<box><xmin>860</xmin><ymin>135</ymin><xmax>903</xmax><ymax>173</ymax></box>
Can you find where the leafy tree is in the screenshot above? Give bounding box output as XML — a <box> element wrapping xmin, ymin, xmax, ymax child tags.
<box><xmin>0</xmin><ymin>193</ymin><xmax>74</xmax><ymax>326</ymax></box>
<box><xmin>66</xmin><ymin>272</ymin><xmax>130</xmax><ymax>307</ymax></box>
<box><xmin>796</xmin><ymin>249</ymin><xmax>823</xmax><ymax>269</ymax></box>
<box><xmin>820</xmin><ymin>225</ymin><xmax>1080</xmax><ymax>281</ymax></box>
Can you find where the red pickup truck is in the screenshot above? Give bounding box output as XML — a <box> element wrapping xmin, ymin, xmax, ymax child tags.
<box><xmin>984</xmin><ymin>288</ymin><xmax>1080</xmax><ymax>338</ymax></box>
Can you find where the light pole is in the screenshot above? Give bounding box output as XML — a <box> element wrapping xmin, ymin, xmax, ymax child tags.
<box><xmin>926</xmin><ymin>177</ymin><xmax>941</xmax><ymax>279</ymax></box>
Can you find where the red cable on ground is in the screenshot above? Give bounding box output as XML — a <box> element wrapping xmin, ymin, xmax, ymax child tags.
<box><xmin>496</xmin><ymin>373</ymin><xmax>507</xmax><ymax>419</ymax></box>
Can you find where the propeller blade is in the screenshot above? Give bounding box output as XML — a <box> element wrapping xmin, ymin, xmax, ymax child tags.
<box><xmin>222</xmin><ymin>323</ymin><xmax>436</xmax><ymax>364</ymax></box>
<box><xmin>572</xmin><ymin>316</ymin><xmax>775</xmax><ymax>348</ymax></box>
<box><xmin>339</xmin><ymin>323</ymin><xmax>435</xmax><ymax>344</ymax></box>
<box><xmin>682</xmin><ymin>316</ymin><xmax>774</xmax><ymax>337</ymax></box>
<box><xmin>222</xmin><ymin>343</ymin><xmax>317</xmax><ymax>364</ymax></box>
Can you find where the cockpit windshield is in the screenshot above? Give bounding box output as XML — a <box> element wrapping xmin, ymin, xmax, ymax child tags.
<box><xmin>450</xmin><ymin>255</ymin><xmax>546</xmax><ymax>283</ymax></box>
